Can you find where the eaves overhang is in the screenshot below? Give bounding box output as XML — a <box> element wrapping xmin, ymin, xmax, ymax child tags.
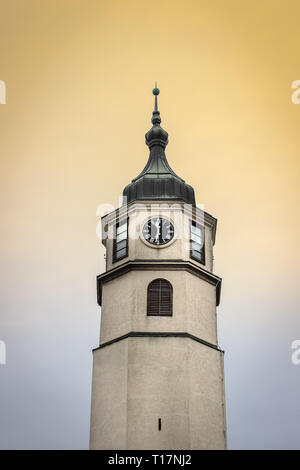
<box><xmin>96</xmin><ymin>259</ymin><xmax>222</xmax><ymax>307</ymax></box>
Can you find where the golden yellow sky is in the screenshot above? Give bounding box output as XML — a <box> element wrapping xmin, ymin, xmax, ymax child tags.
<box><xmin>1</xmin><ymin>0</ymin><xmax>299</xmax><ymax>286</ymax></box>
<box><xmin>0</xmin><ymin>0</ymin><xmax>300</xmax><ymax>448</ymax></box>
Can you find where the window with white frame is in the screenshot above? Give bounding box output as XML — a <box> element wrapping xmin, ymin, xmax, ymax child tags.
<box><xmin>190</xmin><ymin>221</ymin><xmax>205</xmax><ymax>264</ymax></box>
<box><xmin>113</xmin><ymin>219</ymin><xmax>128</xmax><ymax>262</ymax></box>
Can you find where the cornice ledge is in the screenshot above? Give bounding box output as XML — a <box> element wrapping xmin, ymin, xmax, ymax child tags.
<box><xmin>97</xmin><ymin>259</ymin><xmax>222</xmax><ymax>306</ymax></box>
<box><xmin>93</xmin><ymin>331</ymin><xmax>224</xmax><ymax>353</ymax></box>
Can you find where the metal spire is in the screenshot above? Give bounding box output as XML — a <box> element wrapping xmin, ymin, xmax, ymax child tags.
<box><xmin>122</xmin><ymin>85</ymin><xmax>196</xmax><ymax>207</ymax></box>
<box><xmin>153</xmin><ymin>81</ymin><xmax>159</xmax><ymax>111</ymax></box>
<box><xmin>151</xmin><ymin>82</ymin><xmax>161</xmax><ymax>125</ymax></box>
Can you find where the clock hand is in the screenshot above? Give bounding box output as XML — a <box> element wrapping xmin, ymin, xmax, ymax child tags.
<box><xmin>157</xmin><ymin>221</ymin><xmax>161</xmax><ymax>236</ymax></box>
<box><xmin>154</xmin><ymin>220</ymin><xmax>160</xmax><ymax>242</ymax></box>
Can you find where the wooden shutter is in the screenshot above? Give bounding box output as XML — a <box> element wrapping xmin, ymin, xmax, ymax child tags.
<box><xmin>147</xmin><ymin>279</ymin><xmax>172</xmax><ymax>316</ymax></box>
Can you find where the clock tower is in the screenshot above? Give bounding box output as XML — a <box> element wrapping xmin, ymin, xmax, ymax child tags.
<box><xmin>90</xmin><ymin>87</ymin><xmax>227</xmax><ymax>450</ymax></box>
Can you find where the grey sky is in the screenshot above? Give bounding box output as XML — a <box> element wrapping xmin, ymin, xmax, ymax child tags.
<box><xmin>1</xmin><ymin>232</ymin><xmax>299</xmax><ymax>449</ymax></box>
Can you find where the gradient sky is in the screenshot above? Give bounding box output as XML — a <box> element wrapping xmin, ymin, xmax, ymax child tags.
<box><xmin>0</xmin><ymin>0</ymin><xmax>300</xmax><ymax>449</ymax></box>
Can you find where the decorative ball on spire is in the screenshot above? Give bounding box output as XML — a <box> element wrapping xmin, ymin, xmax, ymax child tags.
<box><xmin>152</xmin><ymin>87</ymin><xmax>160</xmax><ymax>96</ymax></box>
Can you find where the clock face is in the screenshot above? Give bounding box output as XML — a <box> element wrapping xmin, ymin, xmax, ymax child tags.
<box><xmin>142</xmin><ymin>218</ymin><xmax>174</xmax><ymax>246</ymax></box>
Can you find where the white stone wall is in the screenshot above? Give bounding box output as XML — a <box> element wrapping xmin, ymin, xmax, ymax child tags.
<box><xmin>90</xmin><ymin>201</ymin><xmax>225</xmax><ymax>450</ymax></box>
<box><xmin>90</xmin><ymin>340</ymin><xmax>128</xmax><ymax>450</ymax></box>
<box><xmin>90</xmin><ymin>337</ymin><xmax>226</xmax><ymax>450</ymax></box>
<box><xmin>103</xmin><ymin>203</ymin><xmax>214</xmax><ymax>273</ymax></box>
<box><xmin>100</xmin><ymin>270</ymin><xmax>217</xmax><ymax>346</ymax></box>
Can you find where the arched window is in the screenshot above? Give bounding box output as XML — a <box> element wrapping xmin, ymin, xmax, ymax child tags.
<box><xmin>147</xmin><ymin>279</ymin><xmax>173</xmax><ymax>316</ymax></box>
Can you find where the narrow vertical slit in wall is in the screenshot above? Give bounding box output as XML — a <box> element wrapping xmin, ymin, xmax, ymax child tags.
<box><xmin>158</xmin><ymin>418</ymin><xmax>161</xmax><ymax>431</ymax></box>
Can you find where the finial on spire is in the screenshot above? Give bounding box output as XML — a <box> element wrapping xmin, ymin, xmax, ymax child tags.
<box><xmin>153</xmin><ymin>81</ymin><xmax>160</xmax><ymax>111</ymax></box>
<box><xmin>151</xmin><ymin>82</ymin><xmax>161</xmax><ymax>125</ymax></box>
<box><xmin>145</xmin><ymin>83</ymin><xmax>168</xmax><ymax>149</ymax></box>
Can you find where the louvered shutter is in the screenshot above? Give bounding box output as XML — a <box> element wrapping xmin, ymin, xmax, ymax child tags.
<box><xmin>147</xmin><ymin>279</ymin><xmax>172</xmax><ymax>316</ymax></box>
